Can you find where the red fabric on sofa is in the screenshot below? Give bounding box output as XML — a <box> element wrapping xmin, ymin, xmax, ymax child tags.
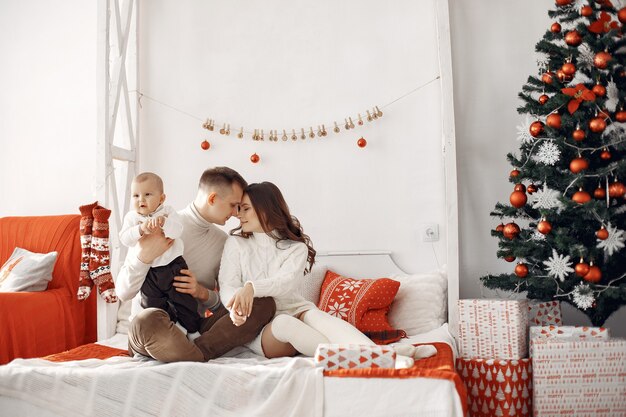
<box><xmin>0</xmin><ymin>215</ymin><xmax>97</xmax><ymax>364</ymax></box>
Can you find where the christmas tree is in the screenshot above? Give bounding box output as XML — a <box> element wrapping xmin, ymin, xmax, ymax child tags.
<box><xmin>481</xmin><ymin>0</ymin><xmax>626</xmax><ymax>326</ymax></box>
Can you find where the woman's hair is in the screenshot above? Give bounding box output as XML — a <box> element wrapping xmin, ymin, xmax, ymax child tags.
<box><xmin>231</xmin><ymin>182</ymin><xmax>316</xmax><ymax>273</ymax></box>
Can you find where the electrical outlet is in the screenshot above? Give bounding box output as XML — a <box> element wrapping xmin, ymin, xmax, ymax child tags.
<box><xmin>421</xmin><ymin>223</ymin><xmax>439</xmax><ymax>242</ymax></box>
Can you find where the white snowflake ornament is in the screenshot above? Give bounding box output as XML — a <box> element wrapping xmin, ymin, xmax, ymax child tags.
<box><xmin>597</xmin><ymin>223</ymin><xmax>625</xmax><ymax>256</ymax></box>
<box><xmin>543</xmin><ymin>249</ymin><xmax>575</xmax><ymax>281</ymax></box>
<box><xmin>531</xmin><ymin>186</ymin><xmax>564</xmax><ymax>212</ymax></box>
<box><xmin>605</xmin><ymin>80</ymin><xmax>619</xmax><ymax>112</ymax></box>
<box><xmin>572</xmin><ymin>283</ymin><xmax>595</xmax><ymax>310</ymax></box>
<box><xmin>517</xmin><ymin>116</ymin><xmax>535</xmax><ymax>145</ymax></box>
<box><xmin>535</xmin><ymin>142</ymin><xmax>561</xmax><ymax>165</ymax></box>
<box><xmin>577</xmin><ymin>44</ymin><xmax>595</xmax><ymax>70</ymax></box>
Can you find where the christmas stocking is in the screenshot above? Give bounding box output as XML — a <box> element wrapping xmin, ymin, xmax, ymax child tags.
<box><xmin>89</xmin><ymin>206</ymin><xmax>118</xmax><ymax>303</ymax></box>
<box><xmin>77</xmin><ymin>201</ymin><xmax>98</xmax><ymax>300</ymax></box>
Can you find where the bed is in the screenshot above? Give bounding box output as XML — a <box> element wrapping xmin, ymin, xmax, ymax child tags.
<box><xmin>0</xmin><ymin>251</ymin><xmax>465</xmax><ymax>417</ymax></box>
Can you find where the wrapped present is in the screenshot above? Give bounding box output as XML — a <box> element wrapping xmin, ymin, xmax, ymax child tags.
<box><xmin>314</xmin><ymin>344</ymin><xmax>396</xmax><ymax>370</ymax></box>
<box><xmin>458</xmin><ymin>299</ymin><xmax>529</xmax><ymax>359</ymax></box>
<box><xmin>456</xmin><ymin>357</ymin><xmax>532</xmax><ymax>417</ymax></box>
<box><xmin>531</xmin><ymin>329</ymin><xmax>626</xmax><ymax>416</ymax></box>
<box><xmin>527</xmin><ymin>301</ymin><xmax>561</xmax><ymax>326</ymax></box>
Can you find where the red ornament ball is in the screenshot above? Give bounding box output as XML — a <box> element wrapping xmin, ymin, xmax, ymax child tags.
<box><xmin>575</xmin><ymin>261</ymin><xmax>590</xmax><ymax>277</ymax></box>
<box><xmin>538</xmin><ymin>94</ymin><xmax>549</xmax><ymax>105</ymax></box>
<box><xmin>495</xmin><ymin>223</ymin><xmax>505</xmax><ymax>233</ymax></box>
<box><xmin>572</xmin><ymin>128</ymin><xmax>586</xmax><ymax>142</ymax></box>
<box><xmin>551</xmin><ymin>22</ymin><xmax>562</xmax><ymax>33</ymax></box>
<box><xmin>580</xmin><ymin>5</ymin><xmax>593</xmax><ymax>16</ymax></box>
<box><xmin>541</xmin><ymin>72</ymin><xmax>554</xmax><ymax>85</ymax></box>
<box><xmin>515</xmin><ymin>263</ymin><xmax>529</xmax><ymax>278</ymax></box>
<box><xmin>596</xmin><ymin>227</ymin><xmax>609</xmax><ymax>240</ymax></box>
<box><xmin>608</xmin><ymin>181</ymin><xmax>626</xmax><ymax>198</ymax></box>
<box><xmin>537</xmin><ymin>219</ymin><xmax>552</xmax><ymax>235</ymax></box>
<box><xmin>615</xmin><ymin>110</ymin><xmax>626</xmax><ymax>123</ymax></box>
<box><xmin>594</xmin><ymin>185</ymin><xmax>606</xmax><ymax>199</ymax></box>
<box><xmin>594</xmin><ymin>51</ymin><xmax>612</xmax><ymax>69</ymax></box>
<box><xmin>546</xmin><ymin>113</ymin><xmax>562</xmax><ymax>129</ymax></box>
<box><xmin>510</xmin><ymin>190</ymin><xmax>528</xmax><ymax>208</ymax></box>
<box><xmin>503</xmin><ymin>222</ymin><xmax>521</xmax><ymax>240</ymax></box>
<box><xmin>530</xmin><ymin>121</ymin><xmax>545</xmax><ymax>137</ymax></box>
<box><xmin>589</xmin><ymin>117</ymin><xmax>607</xmax><ymax>133</ymax></box>
<box><xmin>592</xmin><ymin>83</ymin><xmax>606</xmax><ymax>97</ymax></box>
<box><xmin>556</xmin><ymin>0</ymin><xmax>573</xmax><ymax>6</ymax></box>
<box><xmin>600</xmin><ymin>149</ymin><xmax>611</xmax><ymax>160</ymax></box>
<box><xmin>572</xmin><ymin>189</ymin><xmax>592</xmax><ymax>204</ymax></box>
<box><xmin>618</xmin><ymin>7</ymin><xmax>626</xmax><ymax>23</ymax></box>
<box><xmin>510</xmin><ymin>169</ymin><xmax>520</xmax><ymax>177</ymax></box>
<box><xmin>514</xmin><ymin>183</ymin><xmax>526</xmax><ymax>192</ymax></box>
<box><xmin>583</xmin><ymin>265</ymin><xmax>602</xmax><ymax>283</ymax></box>
<box><xmin>527</xmin><ymin>184</ymin><xmax>538</xmax><ymax>194</ymax></box>
<box><xmin>561</xmin><ymin>62</ymin><xmax>576</xmax><ymax>76</ymax></box>
<box><xmin>556</xmin><ymin>69</ymin><xmax>572</xmax><ymax>83</ymax></box>
<box><xmin>569</xmin><ymin>157</ymin><xmax>589</xmax><ymax>174</ymax></box>
<box><xmin>200</xmin><ymin>140</ymin><xmax>211</xmax><ymax>150</ymax></box>
<box><xmin>504</xmin><ymin>255</ymin><xmax>516</xmax><ymax>263</ymax></box>
<box><xmin>250</xmin><ymin>153</ymin><xmax>260</xmax><ymax>164</ymax></box>
<box><xmin>357</xmin><ymin>137</ymin><xmax>367</xmax><ymax>148</ymax></box>
<box><xmin>564</xmin><ymin>30</ymin><xmax>582</xmax><ymax>46</ymax></box>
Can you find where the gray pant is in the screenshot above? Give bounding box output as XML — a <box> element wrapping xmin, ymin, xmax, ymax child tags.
<box><xmin>128</xmin><ymin>297</ymin><xmax>276</xmax><ymax>362</ymax></box>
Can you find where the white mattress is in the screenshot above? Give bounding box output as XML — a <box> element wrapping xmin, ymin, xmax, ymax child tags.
<box><xmin>0</xmin><ymin>324</ymin><xmax>463</xmax><ymax>417</ymax></box>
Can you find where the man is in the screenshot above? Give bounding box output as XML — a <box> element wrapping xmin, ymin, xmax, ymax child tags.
<box><xmin>116</xmin><ymin>166</ymin><xmax>276</xmax><ymax>362</ymax></box>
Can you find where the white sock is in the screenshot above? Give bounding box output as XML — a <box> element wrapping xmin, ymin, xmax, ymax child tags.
<box><xmin>395</xmin><ymin>354</ymin><xmax>415</xmax><ymax>369</ymax></box>
<box><xmin>270</xmin><ymin>314</ymin><xmax>329</xmax><ymax>357</ymax></box>
<box><xmin>301</xmin><ymin>309</ymin><xmax>374</xmax><ymax>345</ymax></box>
<box><xmin>174</xmin><ymin>321</ymin><xmax>188</xmax><ymax>336</ymax></box>
<box><xmin>392</xmin><ymin>343</ymin><xmax>438</xmax><ymax>360</ymax></box>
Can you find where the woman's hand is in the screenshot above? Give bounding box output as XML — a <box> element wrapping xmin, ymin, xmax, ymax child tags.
<box><xmin>174</xmin><ymin>269</ymin><xmax>209</xmax><ymax>302</ymax></box>
<box><xmin>227</xmin><ymin>282</ymin><xmax>254</xmax><ymax>318</ymax></box>
<box><xmin>229</xmin><ymin>309</ymin><xmax>247</xmax><ymax>326</ymax></box>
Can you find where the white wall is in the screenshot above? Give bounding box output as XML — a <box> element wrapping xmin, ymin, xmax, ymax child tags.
<box><xmin>0</xmin><ymin>1</ymin><xmax>97</xmax><ymax>216</ymax></box>
<box><xmin>449</xmin><ymin>0</ymin><xmax>626</xmax><ymax>336</ymax></box>
<box><xmin>137</xmin><ymin>0</ymin><xmax>449</xmax><ymax>274</ymax></box>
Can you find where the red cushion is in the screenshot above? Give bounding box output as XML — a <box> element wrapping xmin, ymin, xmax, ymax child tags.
<box><xmin>317</xmin><ymin>270</ymin><xmax>405</xmax><ymax>344</ymax></box>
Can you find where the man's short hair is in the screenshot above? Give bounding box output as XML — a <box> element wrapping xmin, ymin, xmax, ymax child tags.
<box><xmin>198</xmin><ymin>167</ymin><xmax>247</xmax><ymax>195</ymax></box>
<box><xmin>134</xmin><ymin>172</ymin><xmax>164</xmax><ymax>193</ymax></box>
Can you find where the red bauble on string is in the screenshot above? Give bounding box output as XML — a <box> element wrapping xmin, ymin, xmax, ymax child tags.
<box><xmin>542</xmin><ymin>72</ymin><xmax>555</xmax><ymax>85</ymax></box>
<box><xmin>616</xmin><ymin>110</ymin><xmax>626</xmax><ymax>122</ymax></box>
<box><xmin>562</xmin><ymin>62</ymin><xmax>576</xmax><ymax>76</ymax></box>
<box><xmin>608</xmin><ymin>181</ymin><xmax>626</xmax><ymax>198</ymax></box>
<box><xmin>572</xmin><ymin>188</ymin><xmax>592</xmax><ymax>204</ymax></box>
<box><xmin>503</xmin><ymin>222</ymin><xmax>521</xmax><ymax>240</ymax></box>
<box><xmin>594</xmin><ymin>51</ymin><xmax>612</xmax><ymax>69</ymax></box>
<box><xmin>357</xmin><ymin>137</ymin><xmax>367</xmax><ymax>148</ymax></box>
<box><xmin>572</xmin><ymin>128</ymin><xmax>586</xmax><ymax>142</ymax></box>
<box><xmin>537</xmin><ymin>219</ymin><xmax>552</xmax><ymax>235</ymax></box>
<box><xmin>583</xmin><ymin>264</ymin><xmax>602</xmax><ymax>283</ymax></box>
<box><xmin>200</xmin><ymin>140</ymin><xmax>211</xmax><ymax>150</ymax></box>
<box><xmin>546</xmin><ymin>113</ymin><xmax>562</xmax><ymax>129</ymax></box>
<box><xmin>596</xmin><ymin>226</ymin><xmax>609</xmax><ymax>240</ymax></box>
<box><xmin>556</xmin><ymin>0</ymin><xmax>573</xmax><ymax>5</ymax></box>
<box><xmin>495</xmin><ymin>223</ymin><xmax>505</xmax><ymax>233</ymax></box>
<box><xmin>589</xmin><ymin>117</ymin><xmax>607</xmax><ymax>133</ymax></box>
<box><xmin>504</xmin><ymin>255</ymin><xmax>516</xmax><ymax>263</ymax></box>
<box><xmin>510</xmin><ymin>169</ymin><xmax>520</xmax><ymax>177</ymax></box>
<box><xmin>580</xmin><ymin>5</ymin><xmax>593</xmax><ymax>16</ymax></box>
<box><xmin>592</xmin><ymin>83</ymin><xmax>606</xmax><ymax>97</ymax></box>
<box><xmin>618</xmin><ymin>7</ymin><xmax>626</xmax><ymax>23</ymax></box>
<box><xmin>510</xmin><ymin>190</ymin><xmax>527</xmax><ymax>208</ymax></box>
<box><xmin>530</xmin><ymin>121</ymin><xmax>545</xmax><ymax>137</ymax></box>
<box><xmin>569</xmin><ymin>157</ymin><xmax>589</xmax><ymax>173</ymax></box>
<box><xmin>565</xmin><ymin>30</ymin><xmax>582</xmax><ymax>46</ymax></box>
<box><xmin>515</xmin><ymin>263</ymin><xmax>529</xmax><ymax>278</ymax></box>
<box><xmin>514</xmin><ymin>183</ymin><xmax>526</xmax><ymax>192</ymax></box>
<box><xmin>527</xmin><ymin>184</ymin><xmax>538</xmax><ymax>194</ymax></box>
<box><xmin>551</xmin><ymin>22</ymin><xmax>562</xmax><ymax>33</ymax></box>
<box><xmin>250</xmin><ymin>153</ymin><xmax>260</xmax><ymax>164</ymax></box>
<box><xmin>600</xmin><ymin>149</ymin><xmax>611</xmax><ymax>160</ymax></box>
<box><xmin>575</xmin><ymin>260</ymin><xmax>590</xmax><ymax>277</ymax></box>
<box><xmin>538</xmin><ymin>94</ymin><xmax>549</xmax><ymax>105</ymax></box>
<box><xmin>594</xmin><ymin>185</ymin><xmax>606</xmax><ymax>199</ymax></box>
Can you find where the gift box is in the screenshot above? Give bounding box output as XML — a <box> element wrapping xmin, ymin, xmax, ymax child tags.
<box><xmin>458</xmin><ymin>299</ymin><xmax>529</xmax><ymax>359</ymax></box>
<box><xmin>527</xmin><ymin>301</ymin><xmax>561</xmax><ymax>326</ymax></box>
<box><xmin>529</xmin><ymin>325</ymin><xmax>609</xmax><ymax>356</ymax></box>
<box><xmin>531</xmin><ymin>328</ymin><xmax>626</xmax><ymax>416</ymax></box>
<box><xmin>314</xmin><ymin>344</ymin><xmax>396</xmax><ymax>370</ymax></box>
<box><xmin>456</xmin><ymin>357</ymin><xmax>532</xmax><ymax>417</ymax></box>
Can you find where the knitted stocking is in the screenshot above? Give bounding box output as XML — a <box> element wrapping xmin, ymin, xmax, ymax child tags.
<box><xmin>90</xmin><ymin>206</ymin><xmax>118</xmax><ymax>303</ymax></box>
<box><xmin>77</xmin><ymin>201</ymin><xmax>98</xmax><ymax>300</ymax></box>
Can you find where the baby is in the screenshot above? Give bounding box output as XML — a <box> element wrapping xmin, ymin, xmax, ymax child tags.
<box><xmin>119</xmin><ymin>172</ymin><xmax>200</xmax><ymax>336</ymax></box>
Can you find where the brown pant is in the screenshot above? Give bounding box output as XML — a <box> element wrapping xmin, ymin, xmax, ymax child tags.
<box><xmin>128</xmin><ymin>297</ymin><xmax>276</xmax><ymax>362</ymax></box>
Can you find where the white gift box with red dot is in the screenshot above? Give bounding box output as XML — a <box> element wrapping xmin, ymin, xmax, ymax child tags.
<box><xmin>314</xmin><ymin>344</ymin><xmax>396</xmax><ymax>370</ymax></box>
<box><xmin>530</xmin><ymin>326</ymin><xmax>626</xmax><ymax>416</ymax></box>
<box><xmin>458</xmin><ymin>299</ymin><xmax>529</xmax><ymax>360</ymax></box>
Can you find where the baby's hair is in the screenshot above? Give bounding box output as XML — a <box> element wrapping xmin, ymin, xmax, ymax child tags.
<box><xmin>134</xmin><ymin>172</ymin><xmax>164</xmax><ymax>193</ymax></box>
<box><xmin>198</xmin><ymin>166</ymin><xmax>247</xmax><ymax>195</ymax></box>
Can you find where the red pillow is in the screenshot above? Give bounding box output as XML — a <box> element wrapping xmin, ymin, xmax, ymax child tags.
<box><xmin>317</xmin><ymin>270</ymin><xmax>406</xmax><ymax>344</ymax></box>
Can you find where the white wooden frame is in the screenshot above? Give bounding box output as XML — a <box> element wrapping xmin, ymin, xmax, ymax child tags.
<box><xmin>95</xmin><ymin>0</ymin><xmax>459</xmax><ymax>340</ymax></box>
<box><xmin>97</xmin><ymin>0</ymin><xmax>138</xmax><ymax>340</ymax></box>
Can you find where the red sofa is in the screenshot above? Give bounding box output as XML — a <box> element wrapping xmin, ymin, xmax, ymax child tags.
<box><xmin>0</xmin><ymin>215</ymin><xmax>97</xmax><ymax>364</ymax></box>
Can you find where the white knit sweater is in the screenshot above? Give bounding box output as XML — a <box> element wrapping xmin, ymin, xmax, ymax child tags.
<box><xmin>218</xmin><ymin>233</ymin><xmax>315</xmax><ymax>317</ymax></box>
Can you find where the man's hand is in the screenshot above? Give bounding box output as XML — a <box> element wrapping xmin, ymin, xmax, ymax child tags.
<box><xmin>174</xmin><ymin>269</ymin><xmax>209</xmax><ymax>302</ymax></box>
<box><xmin>226</xmin><ymin>282</ymin><xmax>254</xmax><ymax>318</ymax></box>
<box><xmin>136</xmin><ymin>231</ymin><xmax>172</xmax><ymax>264</ymax></box>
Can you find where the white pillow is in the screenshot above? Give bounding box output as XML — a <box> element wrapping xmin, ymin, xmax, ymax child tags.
<box><xmin>0</xmin><ymin>247</ymin><xmax>58</xmax><ymax>292</ymax></box>
<box><xmin>299</xmin><ymin>264</ymin><xmax>327</xmax><ymax>304</ymax></box>
<box><xmin>387</xmin><ymin>270</ymin><xmax>447</xmax><ymax>335</ymax></box>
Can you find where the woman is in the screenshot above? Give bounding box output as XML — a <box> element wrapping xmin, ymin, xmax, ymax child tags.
<box><xmin>218</xmin><ymin>182</ymin><xmax>436</xmax><ymax>362</ymax></box>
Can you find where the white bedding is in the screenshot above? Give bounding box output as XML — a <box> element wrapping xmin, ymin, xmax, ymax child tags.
<box><xmin>0</xmin><ymin>324</ymin><xmax>462</xmax><ymax>417</ymax></box>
